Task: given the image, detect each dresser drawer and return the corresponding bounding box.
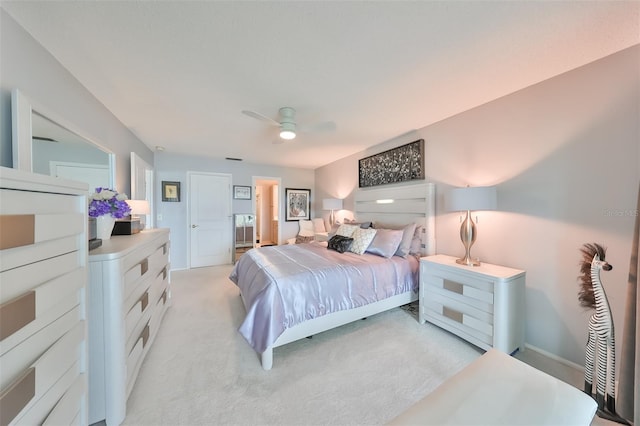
[42,374,85,426]
[1,307,81,390]
[1,250,83,305]
[0,321,84,425]
[125,291,150,341]
[126,324,149,391]
[1,268,84,354]
[122,240,169,303]
[0,189,84,261]
[150,267,168,305]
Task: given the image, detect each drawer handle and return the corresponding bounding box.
[140,292,149,312]
[157,267,167,280]
[141,324,150,348]
[443,306,463,324]
[162,243,168,255]
[161,290,167,304]
[0,215,35,250]
[0,367,35,426]
[0,291,36,341]
[443,280,464,295]
[140,258,149,276]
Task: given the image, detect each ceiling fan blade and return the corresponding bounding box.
[241,110,279,126]
[300,121,337,133]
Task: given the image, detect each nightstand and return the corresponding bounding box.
[419,254,525,354]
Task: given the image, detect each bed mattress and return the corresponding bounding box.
[229,242,419,353]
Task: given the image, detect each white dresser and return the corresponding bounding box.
[419,254,525,354]
[0,167,88,426]
[88,229,170,425]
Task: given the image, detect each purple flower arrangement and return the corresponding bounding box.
[88,187,131,218]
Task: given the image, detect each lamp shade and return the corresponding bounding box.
[322,198,343,211]
[126,199,150,215]
[448,186,497,212]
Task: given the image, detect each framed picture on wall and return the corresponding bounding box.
[358,139,425,188]
[162,181,181,202]
[285,188,311,221]
[233,185,252,200]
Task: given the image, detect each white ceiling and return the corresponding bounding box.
[2,1,638,169]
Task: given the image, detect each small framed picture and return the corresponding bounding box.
[162,181,181,202]
[285,188,311,221]
[234,185,252,200]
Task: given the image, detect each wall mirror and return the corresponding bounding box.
[12,88,115,193]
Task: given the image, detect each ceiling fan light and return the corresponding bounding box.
[279,121,296,140]
[279,130,296,140]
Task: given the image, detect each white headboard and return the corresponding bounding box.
[354,182,435,255]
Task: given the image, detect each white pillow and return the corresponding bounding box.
[298,220,315,237]
[336,224,359,238]
[349,227,377,255]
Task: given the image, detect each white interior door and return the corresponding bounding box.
[189,172,232,267]
[50,161,110,194]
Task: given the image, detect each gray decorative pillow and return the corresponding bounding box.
[366,229,404,258]
[395,223,417,257]
[344,218,373,229]
[409,225,423,255]
[327,235,354,253]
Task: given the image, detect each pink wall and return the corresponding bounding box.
[315,45,640,366]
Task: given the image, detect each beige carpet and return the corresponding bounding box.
[123,265,482,425]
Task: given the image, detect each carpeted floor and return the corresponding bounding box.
[123,265,482,425]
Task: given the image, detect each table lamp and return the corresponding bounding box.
[322,198,343,227]
[448,186,497,266]
[126,199,150,229]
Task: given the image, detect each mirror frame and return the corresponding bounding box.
[11,88,116,189]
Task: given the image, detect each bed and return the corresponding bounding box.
[229,182,435,370]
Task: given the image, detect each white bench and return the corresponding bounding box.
[389,349,597,425]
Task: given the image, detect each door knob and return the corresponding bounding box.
[192,224,198,228]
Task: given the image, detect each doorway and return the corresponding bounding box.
[252,177,280,246]
[188,172,232,267]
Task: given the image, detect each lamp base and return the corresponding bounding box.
[456,256,481,267]
[457,210,481,267]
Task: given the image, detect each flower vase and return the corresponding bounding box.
[96,215,116,240]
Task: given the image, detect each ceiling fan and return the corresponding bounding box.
[241,107,336,144]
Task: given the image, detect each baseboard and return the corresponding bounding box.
[524,343,585,373]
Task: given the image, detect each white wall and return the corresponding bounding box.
[0,10,153,195]
[315,45,640,366]
[155,152,314,269]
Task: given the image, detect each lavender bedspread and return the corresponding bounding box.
[229,242,419,353]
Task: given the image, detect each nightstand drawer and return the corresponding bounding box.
[421,270,494,300]
[424,309,494,347]
[424,292,494,326]
[424,279,494,313]
[423,297,494,338]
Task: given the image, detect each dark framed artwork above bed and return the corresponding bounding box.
[285,188,311,221]
[358,139,425,188]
